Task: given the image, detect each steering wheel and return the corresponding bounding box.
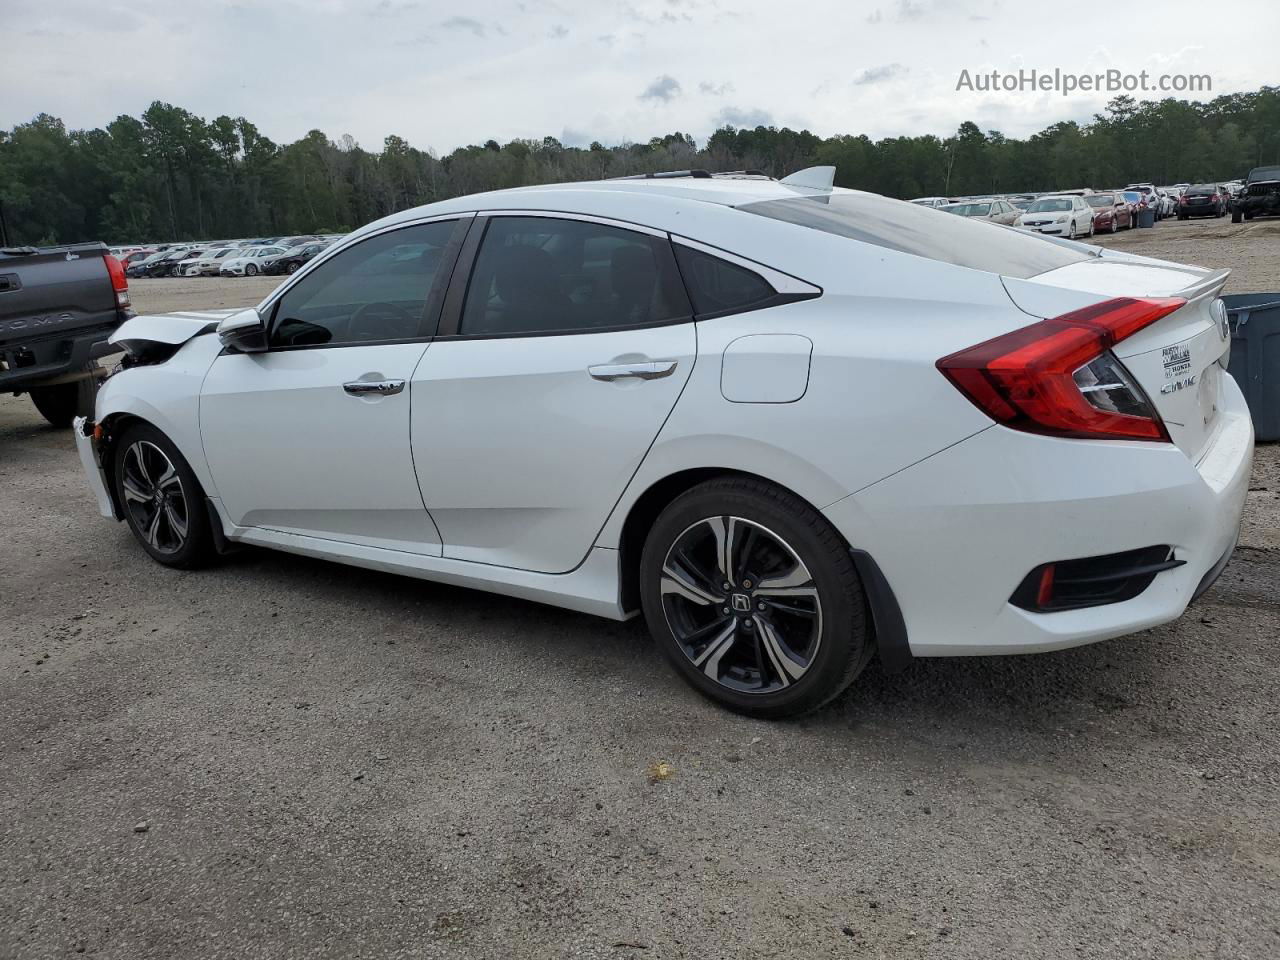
[349,301,418,341]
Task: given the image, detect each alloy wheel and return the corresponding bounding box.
[660,516,822,694]
[120,440,189,555]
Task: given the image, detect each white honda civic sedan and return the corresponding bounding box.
[73,169,1253,718]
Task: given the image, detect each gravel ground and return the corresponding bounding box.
[2,219,1278,960]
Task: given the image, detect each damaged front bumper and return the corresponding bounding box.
[73,417,118,520]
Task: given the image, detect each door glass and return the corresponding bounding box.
[271,220,457,348]
[673,245,777,317]
[458,216,690,337]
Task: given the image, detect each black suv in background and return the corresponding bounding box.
[1232,166,1280,222]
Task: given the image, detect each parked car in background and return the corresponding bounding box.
[1084,192,1132,232]
[1125,184,1165,220]
[125,250,168,278]
[262,241,333,275]
[1015,195,1095,238]
[119,250,156,270]
[939,199,1021,225]
[1231,166,1280,223]
[1178,184,1227,219]
[147,248,207,278]
[187,246,245,276]
[0,243,131,426]
[1120,190,1145,221]
[219,246,286,277]
[909,197,951,208]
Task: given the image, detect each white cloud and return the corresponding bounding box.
[0,0,1272,151]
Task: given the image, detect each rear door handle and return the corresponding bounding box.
[343,379,405,396]
[588,360,678,382]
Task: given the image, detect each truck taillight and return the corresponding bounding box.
[105,254,130,308]
[936,297,1184,442]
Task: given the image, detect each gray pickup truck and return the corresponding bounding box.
[0,242,133,426]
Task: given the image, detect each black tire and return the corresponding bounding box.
[1178,213,1187,221]
[112,422,216,569]
[1109,218,1118,233]
[1068,222,1076,240]
[245,263,259,277]
[29,366,98,427]
[287,261,300,274]
[640,477,872,719]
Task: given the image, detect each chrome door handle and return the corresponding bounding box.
[588,361,678,382]
[342,379,405,396]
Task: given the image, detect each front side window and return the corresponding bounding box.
[270,219,458,348]
[458,216,690,337]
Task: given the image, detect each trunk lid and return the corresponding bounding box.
[1003,259,1231,461]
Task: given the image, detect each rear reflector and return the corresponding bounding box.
[937,297,1184,441]
[1011,545,1184,612]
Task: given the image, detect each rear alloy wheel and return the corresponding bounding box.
[245,263,259,277]
[641,477,871,718]
[114,423,215,568]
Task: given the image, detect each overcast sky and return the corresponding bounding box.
[3,0,1276,152]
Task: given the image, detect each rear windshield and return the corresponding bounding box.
[738,192,1089,279]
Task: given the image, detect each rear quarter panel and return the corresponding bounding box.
[595,256,1031,549]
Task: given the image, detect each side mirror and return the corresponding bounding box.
[217,307,268,354]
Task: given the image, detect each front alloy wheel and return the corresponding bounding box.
[120,440,189,555]
[660,516,822,694]
[113,423,215,568]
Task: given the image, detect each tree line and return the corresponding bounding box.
[2,87,1278,246]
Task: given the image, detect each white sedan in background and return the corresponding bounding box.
[73,169,1252,718]
[186,246,246,276]
[1016,195,1096,238]
[219,245,286,277]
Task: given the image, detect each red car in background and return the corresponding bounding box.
[119,250,156,269]
[1084,192,1133,232]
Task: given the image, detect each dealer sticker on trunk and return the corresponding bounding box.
[1162,343,1192,379]
[1159,342,1199,395]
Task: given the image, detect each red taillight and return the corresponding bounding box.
[937,297,1184,442]
[104,254,131,309]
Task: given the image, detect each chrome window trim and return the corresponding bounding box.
[255,211,478,316]
[477,208,669,238]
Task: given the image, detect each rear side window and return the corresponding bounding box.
[739,192,1092,280]
[674,245,777,316]
[458,216,690,337]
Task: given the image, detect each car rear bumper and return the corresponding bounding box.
[823,373,1254,656]
[73,417,118,520]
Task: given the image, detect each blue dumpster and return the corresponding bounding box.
[1223,293,1280,442]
